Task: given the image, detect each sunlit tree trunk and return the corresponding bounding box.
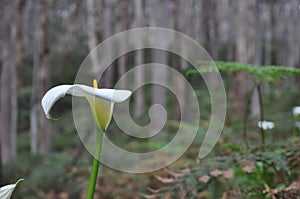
[248,0,261,117]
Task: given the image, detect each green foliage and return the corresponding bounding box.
[186,61,300,84]
[150,144,300,198]
[162,61,300,198]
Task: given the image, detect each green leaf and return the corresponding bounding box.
[0,179,23,199]
[186,61,300,84]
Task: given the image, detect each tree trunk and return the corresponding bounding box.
[264,1,273,66]
[117,0,129,89]
[0,0,18,164]
[39,0,51,155]
[290,0,299,67]
[30,0,41,155]
[102,0,113,88]
[210,0,219,60]
[274,1,286,66]
[86,0,100,75]
[174,0,194,121]
[235,0,247,115]
[248,0,261,117]
[193,0,203,43]
[295,0,300,68]
[10,51,18,159]
[148,0,172,116]
[0,61,12,164]
[226,0,236,61]
[133,0,145,118]
[63,0,82,51]
[16,0,26,66]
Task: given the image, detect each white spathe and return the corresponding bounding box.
[41,84,131,131]
[257,120,275,130]
[293,106,300,116]
[0,179,23,199]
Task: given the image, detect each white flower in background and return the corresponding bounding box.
[0,179,23,199]
[293,106,300,117]
[41,81,131,131]
[257,120,275,130]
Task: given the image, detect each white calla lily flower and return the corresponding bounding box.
[257,120,275,130]
[41,81,131,131]
[0,179,23,199]
[293,106,300,117]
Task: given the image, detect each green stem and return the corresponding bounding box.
[86,130,103,199]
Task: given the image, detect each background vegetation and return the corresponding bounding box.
[0,0,300,198]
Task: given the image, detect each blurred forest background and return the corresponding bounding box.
[0,0,300,198]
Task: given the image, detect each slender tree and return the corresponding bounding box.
[116,0,130,89]
[101,0,114,88]
[0,0,18,163]
[235,0,248,115]
[30,0,40,155]
[133,0,145,118]
[86,0,100,74]
[264,1,273,66]
[148,0,172,118]
[249,0,261,117]
[39,0,51,154]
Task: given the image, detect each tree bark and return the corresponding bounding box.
[235,0,247,115]
[248,0,261,117]
[133,0,145,118]
[148,0,172,115]
[30,0,41,155]
[86,0,100,75]
[226,0,236,61]
[290,0,299,67]
[274,1,286,66]
[117,0,129,89]
[39,0,51,155]
[0,60,12,164]
[102,0,113,88]
[10,50,18,159]
[264,1,273,66]
[0,0,18,163]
